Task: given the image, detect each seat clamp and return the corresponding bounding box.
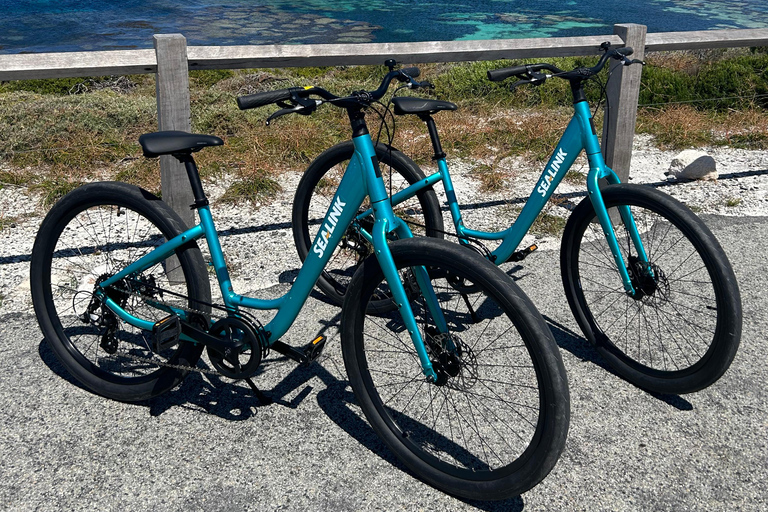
[190,199,209,210]
[431,152,446,161]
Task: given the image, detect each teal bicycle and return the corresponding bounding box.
[290,45,742,395]
[30,68,570,500]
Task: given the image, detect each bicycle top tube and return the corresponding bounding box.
[333,45,646,294]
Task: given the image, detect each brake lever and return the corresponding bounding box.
[409,80,435,90]
[510,72,548,90]
[265,103,315,125]
[622,56,646,66]
[510,79,538,90]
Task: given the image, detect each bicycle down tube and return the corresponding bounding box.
[358,98,649,296]
[98,132,443,381]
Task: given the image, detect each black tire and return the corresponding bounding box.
[341,238,569,500]
[561,184,741,394]
[292,141,444,313]
[30,182,212,402]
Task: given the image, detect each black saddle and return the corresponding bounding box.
[391,97,458,116]
[139,131,223,158]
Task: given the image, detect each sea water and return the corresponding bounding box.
[1,0,767,53]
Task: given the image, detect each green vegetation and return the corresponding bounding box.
[531,211,568,237]
[469,163,506,192]
[640,51,768,110]
[219,168,283,204]
[0,215,15,231]
[0,47,766,208]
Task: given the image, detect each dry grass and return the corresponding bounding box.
[637,105,768,150]
[468,164,507,192]
[1,49,766,209]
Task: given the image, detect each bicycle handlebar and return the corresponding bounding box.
[400,66,420,79]
[487,63,560,82]
[236,87,302,110]
[487,44,643,89]
[236,63,425,114]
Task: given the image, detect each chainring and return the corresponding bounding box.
[206,316,264,380]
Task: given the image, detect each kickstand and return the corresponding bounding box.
[245,377,273,406]
[461,293,480,323]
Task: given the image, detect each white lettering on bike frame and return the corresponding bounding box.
[537,147,568,197]
[312,196,347,258]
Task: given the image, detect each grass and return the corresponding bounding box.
[31,176,86,207]
[0,47,766,209]
[468,163,506,192]
[0,214,16,231]
[502,204,569,237]
[563,170,585,185]
[637,105,768,150]
[219,168,283,204]
[725,197,742,208]
[531,211,568,237]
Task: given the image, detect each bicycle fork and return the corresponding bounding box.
[585,158,652,297]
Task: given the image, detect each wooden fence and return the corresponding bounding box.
[1,25,767,223]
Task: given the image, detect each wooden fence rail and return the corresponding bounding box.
[1,25,767,221]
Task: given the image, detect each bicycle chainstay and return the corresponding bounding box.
[87,276,268,377]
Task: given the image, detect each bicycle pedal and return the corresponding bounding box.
[302,335,327,365]
[510,244,538,262]
[152,314,181,352]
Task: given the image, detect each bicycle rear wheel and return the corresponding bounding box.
[30,182,212,402]
[561,184,741,394]
[292,141,444,313]
[341,238,569,500]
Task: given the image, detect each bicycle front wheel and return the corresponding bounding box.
[341,238,569,500]
[30,182,212,402]
[561,184,741,394]
[292,141,444,313]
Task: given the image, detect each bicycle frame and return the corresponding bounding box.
[369,99,648,295]
[95,132,444,381]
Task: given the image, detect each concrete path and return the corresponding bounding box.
[1,214,765,511]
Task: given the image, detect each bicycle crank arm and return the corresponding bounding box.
[152,315,246,354]
[271,336,327,366]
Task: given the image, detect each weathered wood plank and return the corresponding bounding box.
[646,28,768,51]
[0,50,156,80]
[154,34,195,239]
[186,35,625,69]
[602,24,647,184]
[2,29,767,81]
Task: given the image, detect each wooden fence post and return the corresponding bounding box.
[153,34,194,228]
[154,34,193,283]
[601,23,647,183]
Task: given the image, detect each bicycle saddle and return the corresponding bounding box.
[391,97,457,116]
[139,131,223,158]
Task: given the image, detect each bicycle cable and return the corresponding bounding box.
[371,98,398,198]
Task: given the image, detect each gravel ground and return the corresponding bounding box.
[0,140,766,510]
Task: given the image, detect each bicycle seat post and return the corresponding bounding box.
[173,153,209,209]
[419,114,446,161]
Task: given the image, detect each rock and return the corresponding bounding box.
[667,150,718,181]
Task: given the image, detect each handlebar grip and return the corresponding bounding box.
[616,47,634,57]
[237,88,298,110]
[487,65,529,82]
[400,66,421,78]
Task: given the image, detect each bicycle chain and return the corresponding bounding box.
[89,279,241,377]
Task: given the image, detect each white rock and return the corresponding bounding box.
[667,150,718,181]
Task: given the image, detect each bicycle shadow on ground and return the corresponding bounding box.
[39,332,525,510]
[247,349,525,511]
[36,336,274,419]
[542,315,693,411]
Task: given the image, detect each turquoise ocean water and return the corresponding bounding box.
[1,0,767,54]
